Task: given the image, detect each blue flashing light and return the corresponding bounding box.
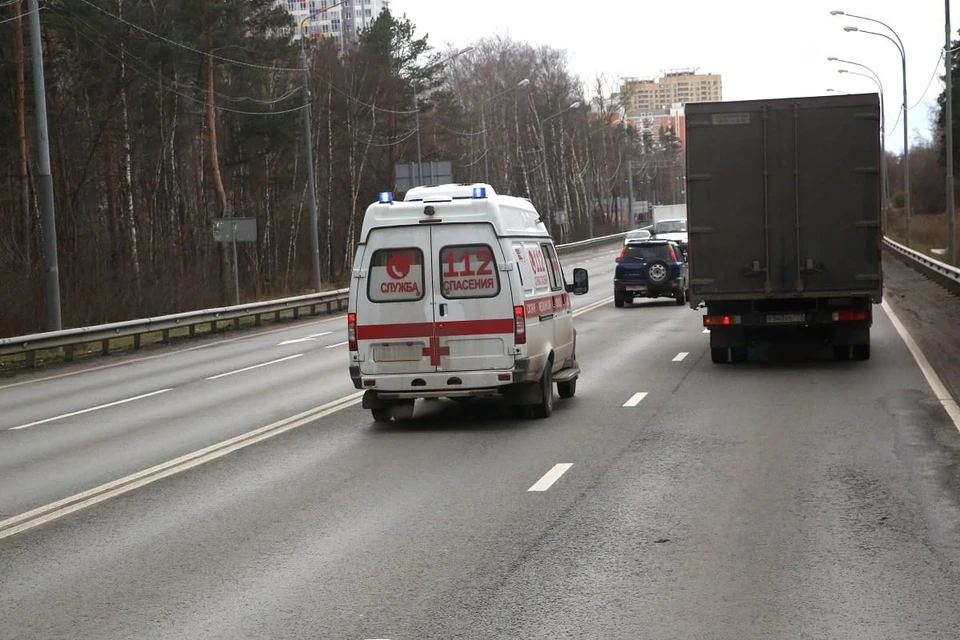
[472,186,487,199]
[378,191,393,204]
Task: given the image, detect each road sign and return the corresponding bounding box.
[396,161,453,191]
[212,218,257,243]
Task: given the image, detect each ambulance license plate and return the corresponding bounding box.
[372,344,422,362]
[765,313,806,324]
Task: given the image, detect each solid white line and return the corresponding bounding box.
[572,296,615,317]
[881,301,960,432]
[528,463,573,492]
[0,391,364,540]
[8,388,173,431]
[623,392,648,407]
[324,341,349,349]
[205,353,303,380]
[672,352,689,362]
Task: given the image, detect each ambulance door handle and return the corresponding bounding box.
[438,303,447,317]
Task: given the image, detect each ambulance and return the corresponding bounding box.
[347,183,590,422]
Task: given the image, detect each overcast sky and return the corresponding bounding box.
[389,0,959,153]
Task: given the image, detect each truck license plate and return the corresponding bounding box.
[626,286,646,292]
[765,313,805,324]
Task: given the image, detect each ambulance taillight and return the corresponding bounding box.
[514,305,526,345]
[348,312,358,351]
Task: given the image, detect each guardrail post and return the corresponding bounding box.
[274,310,281,323]
[64,345,75,362]
[233,317,240,330]
[255,314,262,327]
[311,304,317,316]
[133,334,141,349]
[210,321,217,335]
[293,307,300,320]
[189,325,196,338]
[162,329,170,344]
[337,298,344,311]
[102,339,110,356]
[25,350,36,368]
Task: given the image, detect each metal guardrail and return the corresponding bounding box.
[883,237,960,295]
[0,232,627,367]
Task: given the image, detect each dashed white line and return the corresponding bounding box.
[278,331,332,346]
[8,388,174,431]
[673,352,689,362]
[623,392,648,407]
[205,354,304,380]
[882,301,960,432]
[325,341,349,349]
[528,463,573,492]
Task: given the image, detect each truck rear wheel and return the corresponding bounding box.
[711,347,728,364]
[614,296,625,308]
[371,407,392,423]
[853,344,870,361]
[833,345,851,361]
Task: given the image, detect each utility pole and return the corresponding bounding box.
[26,0,62,331]
[947,0,956,266]
[627,157,634,231]
[299,35,322,292]
[414,79,423,186]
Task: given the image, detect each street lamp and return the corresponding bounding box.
[833,64,888,230]
[539,101,582,235]
[413,46,474,187]
[834,10,911,245]
[481,78,531,184]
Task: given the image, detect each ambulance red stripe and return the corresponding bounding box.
[356,318,514,341]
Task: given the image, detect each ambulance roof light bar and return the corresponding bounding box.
[472,186,487,199]
[378,191,393,204]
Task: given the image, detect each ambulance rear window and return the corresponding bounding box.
[439,244,500,299]
[367,248,425,303]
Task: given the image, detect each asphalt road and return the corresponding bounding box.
[2,245,960,639]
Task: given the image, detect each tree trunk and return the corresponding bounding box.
[206,51,232,301]
[119,0,142,307]
[13,1,31,274]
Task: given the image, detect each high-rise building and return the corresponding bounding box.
[619,69,722,111]
[277,0,387,49]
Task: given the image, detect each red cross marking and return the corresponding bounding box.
[422,336,450,366]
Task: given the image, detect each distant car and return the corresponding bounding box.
[651,218,688,250]
[623,229,652,245]
[614,239,688,307]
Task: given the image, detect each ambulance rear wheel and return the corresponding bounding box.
[531,367,554,419]
[557,378,577,398]
[371,408,392,423]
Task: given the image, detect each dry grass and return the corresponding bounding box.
[885,210,959,266]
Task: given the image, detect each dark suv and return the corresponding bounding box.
[614,240,688,307]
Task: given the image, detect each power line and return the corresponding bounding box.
[0,6,40,24]
[908,51,945,111]
[71,0,308,73]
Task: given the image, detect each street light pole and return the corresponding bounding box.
[481,78,531,184]
[835,11,911,246]
[946,0,956,266]
[412,46,474,187]
[26,0,62,331]
[298,25,322,293]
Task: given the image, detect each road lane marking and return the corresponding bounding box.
[572,296,615,317]
[528,463,573,492]
[623,392,648,407]
[324,341,349,349]
[205,354,304,380]
[0,391,365,541]
[673,352,689,362]
[278,331,332,346]
[8,389,173,431]
[882,301,960,432]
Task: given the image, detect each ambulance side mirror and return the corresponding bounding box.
[567,268,589,295]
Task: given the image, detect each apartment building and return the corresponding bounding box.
[278,0,387,49]
[619,69,722,111]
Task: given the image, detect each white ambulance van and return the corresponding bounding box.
[347,183,590,423]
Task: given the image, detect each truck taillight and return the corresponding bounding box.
[618,246,627,262]
[703,314,741,326]
[348,312,357,350]
[514,305,526,345]
[834,310,870,322]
